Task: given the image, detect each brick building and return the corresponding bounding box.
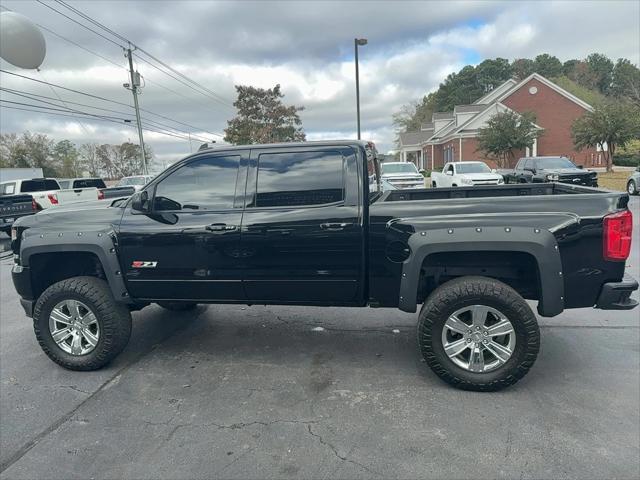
[398,73,602,170]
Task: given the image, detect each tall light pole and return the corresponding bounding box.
[354,38,367,140]
[125,47,148,175]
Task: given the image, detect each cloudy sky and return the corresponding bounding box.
[1,0,639,168]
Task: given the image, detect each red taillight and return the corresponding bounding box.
[98,190,105,200]
[603,210,632,261]
[47,193,59,205]
[31,198,37,211]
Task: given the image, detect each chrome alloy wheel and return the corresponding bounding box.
[441,305,516,373]
[49,300,100,355]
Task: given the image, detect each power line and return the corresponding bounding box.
[48,0,234,109]
[34,0,124,48]
[0,88,212,143]
[0,69,223,138]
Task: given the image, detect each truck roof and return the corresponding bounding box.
[197,140,372,153]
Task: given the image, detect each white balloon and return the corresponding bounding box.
[0,12,46,69]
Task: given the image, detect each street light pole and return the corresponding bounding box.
[354,38,367,140]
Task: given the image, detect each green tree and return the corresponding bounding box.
[552,76,605,106]
[533,53,563,78]
[586,53,614,94]
[477,110,542,168]
[53,140,80,177]
[611,58,640,106]
[572,102,640,172]
[475,58,512,92]
[224,84,305,144]
[512,58,535,80]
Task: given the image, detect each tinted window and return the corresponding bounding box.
[523,159,533,170]
[515,159,526,170]
[457,163,490,174]
[534,157,577,169]
[255,150,344,207]
[1,183,16,195]
[20,179,59,192]
[73,178,106,189]
[153,155,239,211]
[446,164,454,173]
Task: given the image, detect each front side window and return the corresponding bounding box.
[153,155,240,211]
[254,150,344,207]
[446,164,454,174]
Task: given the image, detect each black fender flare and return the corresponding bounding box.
[398,226,564,317]
[19,227,132,304]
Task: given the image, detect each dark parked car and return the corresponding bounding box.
[0,194,36,235]
[503,156,598,186]
[9,141,637,391]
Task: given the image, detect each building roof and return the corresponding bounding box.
[420,122,435,131]
[399,130,434,147]
[453,104,485,114]
[432,111,455,120]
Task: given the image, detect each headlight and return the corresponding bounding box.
[546,174,559,181]
[498,178,504,184]
[461,177,473,185]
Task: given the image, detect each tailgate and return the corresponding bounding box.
[56,187,99,203]
[0,195,33,218]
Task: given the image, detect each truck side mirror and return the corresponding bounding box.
[577,165,584,169]
[445,170,453,176]
[131,190,150,213]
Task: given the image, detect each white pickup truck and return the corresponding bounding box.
[0,178,102,209]
[380,162,425,189]
[430,161,504,187]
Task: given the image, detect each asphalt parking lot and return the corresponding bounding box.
[0,197,638,480]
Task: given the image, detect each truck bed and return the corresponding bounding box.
[382,182,607,201]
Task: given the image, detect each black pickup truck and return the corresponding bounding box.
[0,194,37,235]
[9,141,637,391]
[503,156,598,186]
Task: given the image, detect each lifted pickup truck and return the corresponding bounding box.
[10,141,638,391]
[502,156,598,186]
[0,194,36,235]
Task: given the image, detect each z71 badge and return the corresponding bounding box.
[131,261,158,268]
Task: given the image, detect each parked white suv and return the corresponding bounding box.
[380,162,425,189]
[0,178,102,209]
[431,161,504,187]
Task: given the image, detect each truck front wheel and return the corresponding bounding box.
[418,276,539,391]
[33,276,132,371]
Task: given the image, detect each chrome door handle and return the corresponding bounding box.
[206,224,237,232]
[320,222,352,231]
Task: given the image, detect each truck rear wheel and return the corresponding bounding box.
[418,276,539,391]
[33,276,132,371]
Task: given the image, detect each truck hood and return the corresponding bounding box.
[13,201,124,231]
[538,168,591,176]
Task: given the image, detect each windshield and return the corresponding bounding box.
[456,163,491,174]
[534,157,576,169]
[382,163,419,174]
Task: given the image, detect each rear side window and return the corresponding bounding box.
[153,155,240,211]
[20,179,60,192]
[254,150,344,207]
[73,179,106,189]
[1,183,16,195]
[58,180,70,189]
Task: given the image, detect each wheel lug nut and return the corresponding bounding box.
[468,330,472,334]
[476,327,481,331]
[483,331,488,336]
[483,339,488,344]
[466,338,471,343]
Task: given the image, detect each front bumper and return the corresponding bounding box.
[595,274,639,310]
[12,264,35,317]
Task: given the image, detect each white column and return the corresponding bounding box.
[431,144,435,170]
[532,138,537,156]
[401,150,406,162]
[459,137,463,161]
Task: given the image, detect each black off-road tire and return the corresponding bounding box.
[157,301,198,311]
[33,276,132,371]
[418,276,540,392]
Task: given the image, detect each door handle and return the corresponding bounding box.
[320,222,352,231]
[205,223,237,232]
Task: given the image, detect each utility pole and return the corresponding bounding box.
[354,38,367,140]
[125,47,148,175]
